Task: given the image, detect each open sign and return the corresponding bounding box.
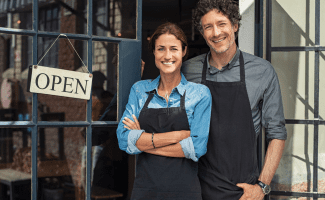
[27,65,92,100]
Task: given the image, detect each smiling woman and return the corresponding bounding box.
[116,22,212,200]
[153,34,186,77]
[148,22,188,99]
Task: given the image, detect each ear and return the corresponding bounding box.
[233,23,239,33]
[182,46,187,58]
[200,29,204,36]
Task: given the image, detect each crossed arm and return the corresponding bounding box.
[123,115,190,157]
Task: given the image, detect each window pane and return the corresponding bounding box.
[0,128,31,200]
[92,42,118,122]
[0,34,33,118]
[91,127,128,198]
[321,0,325,46]
[39,4,60,33]
[271,124,325,198]
[38,127,85,200]
[37,38,88,122]
[93,0,136,39]
[318,126,325,195]
[272,52,315,120]
[319,52,325,119]
[0,2,33,30]
[38,0,88,35]
[37,36,59,68]
[272,0,316,47]
[271,124,314,193]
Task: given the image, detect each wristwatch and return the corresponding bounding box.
[257,180,271,195]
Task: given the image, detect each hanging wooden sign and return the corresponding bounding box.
[27,34,93,100]
[27,65,92,100]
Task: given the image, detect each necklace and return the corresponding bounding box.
[164,93,169,100]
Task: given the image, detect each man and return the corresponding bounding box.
[182,0,287,199]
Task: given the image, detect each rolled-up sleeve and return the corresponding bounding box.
[179,137,197,161]
[180,86,212,161]
[116,84,144,154]
[261,67,287,141]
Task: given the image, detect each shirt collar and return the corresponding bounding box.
[145,73,188,96]
[207,48,240,74]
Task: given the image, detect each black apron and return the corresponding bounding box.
[198,52,259,200]
[131,91,202,200]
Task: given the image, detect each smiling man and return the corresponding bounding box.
[182,0,287,200]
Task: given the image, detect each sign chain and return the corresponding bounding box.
[37,34,90,75]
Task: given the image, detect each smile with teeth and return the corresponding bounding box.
[162,61,175,65]
[212,38,225,43]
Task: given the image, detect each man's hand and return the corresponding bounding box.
[237,183,264,200]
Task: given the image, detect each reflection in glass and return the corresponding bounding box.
[0,34,32,120]
[38,0,88,35]
[92,0,136,39]
[90,127,127,199]
[271,124,314,193]
[92,42,118,122]
[271,52,315,120]
[39,5,60,33]
[0,1,33,30]
[0,128,31,199]
[38,127,86,200]
[36,38,88,122]
[38,37,59,68]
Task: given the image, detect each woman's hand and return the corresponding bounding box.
[123,114,141,130]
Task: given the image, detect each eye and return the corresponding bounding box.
[157,48,164,51]
[204,25,211,30]
[171,48,178,51]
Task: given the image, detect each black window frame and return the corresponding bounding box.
[263,0,325,199]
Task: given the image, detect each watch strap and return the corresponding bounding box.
[257,180,271,195]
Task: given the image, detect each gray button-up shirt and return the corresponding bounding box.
[181,49,287,141]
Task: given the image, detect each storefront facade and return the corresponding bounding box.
[0,0,324,199]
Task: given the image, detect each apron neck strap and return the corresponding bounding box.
[201,54,208,83]
[239,51,245,83]
[201,51,245,83]
[143,92,155,109]
[143,90,186,110]
[180,90,186,109]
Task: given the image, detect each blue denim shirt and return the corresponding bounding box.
[116,73,212,162]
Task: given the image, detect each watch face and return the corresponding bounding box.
[264,185,271,194]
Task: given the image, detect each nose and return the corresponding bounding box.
[164,50,172,59]
[212,25,220,36]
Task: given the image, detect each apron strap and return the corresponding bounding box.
[239,51,245,83]
[202,51,245,84]
[180,90,186,109]
[201,54,208,83]
[143,89,186,110]
[143,93,155,110]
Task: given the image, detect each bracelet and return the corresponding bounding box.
[152,132,156,149]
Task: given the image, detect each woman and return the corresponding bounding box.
[116,22,211,200]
